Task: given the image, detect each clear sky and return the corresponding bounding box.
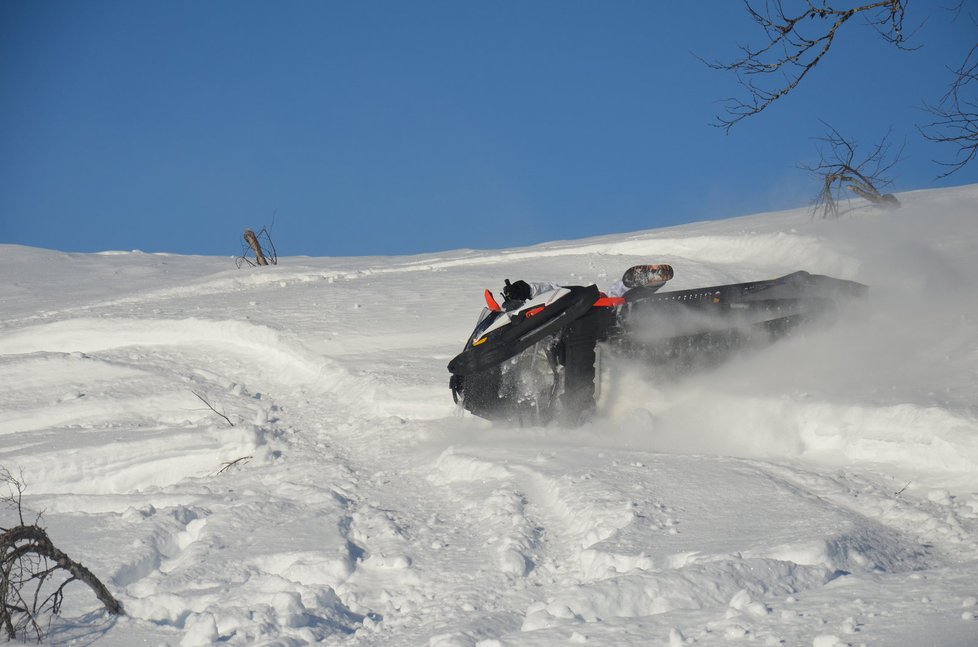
[2,1,976,257]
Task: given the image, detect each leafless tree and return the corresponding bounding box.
[801,123,902,218]
[922,42,978,176]
[238,226,278,268]
[1,468,124,642]
[704,1,910,131]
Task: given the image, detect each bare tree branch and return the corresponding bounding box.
[704,1,910,131]
[921,42,978,177]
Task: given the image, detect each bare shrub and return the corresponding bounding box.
[238,226,278,268]
[801,124,902,219]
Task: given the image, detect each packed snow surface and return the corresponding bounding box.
[2,186,978,646]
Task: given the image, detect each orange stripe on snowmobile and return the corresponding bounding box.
[593,297,625,307]
[484,289,501,312]
[524,306,545,318]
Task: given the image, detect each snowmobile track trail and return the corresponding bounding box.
[4,188,978,644]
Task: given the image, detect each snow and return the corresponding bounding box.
[2,185,978,646]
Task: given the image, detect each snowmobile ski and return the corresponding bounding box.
[622,263,674,289]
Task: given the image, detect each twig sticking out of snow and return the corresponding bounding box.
[192,391,234,427]
[217,456,254,475]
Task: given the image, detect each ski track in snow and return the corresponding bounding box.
[1,187,978,645]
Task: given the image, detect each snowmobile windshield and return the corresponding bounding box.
[470,307,504,341]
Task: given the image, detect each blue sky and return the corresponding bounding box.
[2,1,976,257]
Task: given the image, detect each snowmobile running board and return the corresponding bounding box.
[448,270,866,426]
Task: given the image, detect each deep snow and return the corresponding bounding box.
[2,186,978,646]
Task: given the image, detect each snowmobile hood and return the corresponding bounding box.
[476,287,572,339]
[447,285,601,377]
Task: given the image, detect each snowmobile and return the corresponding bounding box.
[448,266,866,426]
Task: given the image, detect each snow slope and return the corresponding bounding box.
[2,186,978,646]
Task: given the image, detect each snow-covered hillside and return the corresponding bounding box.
[2,186,978,646]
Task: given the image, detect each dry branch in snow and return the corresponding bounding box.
[218,456,254,475]
[239,227,278,268]
[1,468,124,642]
[192,390,234,427]
[708,1,978,175]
